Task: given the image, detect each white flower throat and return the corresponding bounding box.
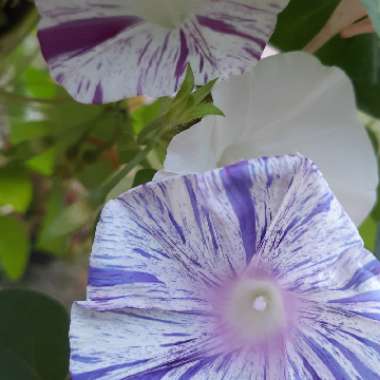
[224,279,286,343]
[127,0,203,28]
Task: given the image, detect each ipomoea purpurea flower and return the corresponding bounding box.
[34,0,289,104]
[71,154,380,379]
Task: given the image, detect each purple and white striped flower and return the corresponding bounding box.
[71,154,380,379]
[34,0,288,104]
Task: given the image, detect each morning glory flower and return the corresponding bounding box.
[157,52,378,226]
[70,154,380,379]
[34,0,288,104]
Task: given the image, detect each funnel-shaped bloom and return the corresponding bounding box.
[71,155,380,379]
[34,0,288,104]
[158,52,378,226]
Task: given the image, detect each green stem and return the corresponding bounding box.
[89,127,165,205]
[0,88,68,105]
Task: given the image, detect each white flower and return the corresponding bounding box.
[158,52,378,226]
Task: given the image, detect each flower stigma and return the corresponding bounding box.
[252,295,267,312]
[221,278,287,346]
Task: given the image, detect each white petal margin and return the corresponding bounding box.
[160,52,378,226]
[34,0,289,104]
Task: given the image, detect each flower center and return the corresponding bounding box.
[127,0,203,29]
[223,279,286,345]
[252,295,268,312]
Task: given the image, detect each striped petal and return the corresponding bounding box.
[71,303,282,379]
[160,52,378,226]
[72,155,380,378]
[257,156,364,293]
[34,0,288,103]
[70,304,216,379]
[284,302,380,379]
[84,156,304,312]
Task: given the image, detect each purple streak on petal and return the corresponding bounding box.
[301,193,333,226]
[325,336,379,379]
[160,338,196,348]
[243,46,261,61]
[163,333,191,337]
[196,16,266,49]
[353,311,380,321]
[184,177,206,243]
[167,208,186,244]
[175,30,189,86]
[71,355,100,364]
[93,82,103,104]
[304,336,350,379]
[56,73,64,84]
[131,367,173,380]
[300,355,322,380]
[220,161,256,263]
[341,259,380,290]
[178,357,214,379]
[89,267,163,287]
[72,359,149,380]
[329,290,380,304]
[38,16,141,61]
[205,209,219,253]
[138,38,153,65]
[133,248,153,259]
[343,329,380,353]
[125,312,182,326]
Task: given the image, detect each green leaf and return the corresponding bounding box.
[36,186,69,256]
[0,348,39,380]
[192,79,217,105]
[106,171,134,201]
[132,97,171,134]
[21,67,58,99]
[132,168,157,187]
[137,116,169,145]
[0,289,69,380]
[360,216,377,253]
[0,167,32,212]
[10,120,52,144]
[26,147,56,176]
[79,160,115,189]
[180,103,224,124]
[0,216,29,280]
[271,0,380,118]
[175,64,195,101]
[45,201,93,238]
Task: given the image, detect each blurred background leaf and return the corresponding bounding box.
[0,289,69,380]
[0,166,32,212]
[0,216,29,280]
